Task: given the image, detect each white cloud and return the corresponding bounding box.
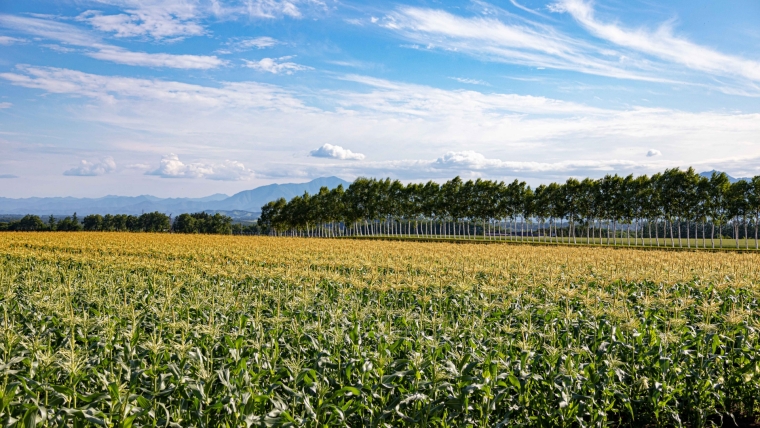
[310,144,365,160]
[256,151,657,180]
[0,102,11,109]
[554,0,760,83]
[431,150,640,172]
[4,66,760,183]
[88,47,226,69]
[125,163,151,171]
[42,44,79,53]
[336,75,606,117]
[380,7,660,83]
[0,14,99,46]
[0,66,305,110]
[646,149,661,157]
[244,57,312,74]
[0,15,224,69]
[0,174,19,179]
[225,36,279,51]
[380,5,760,94]
[239,0,303,19]
[78,8,204,40]
[0,36,25,45]
[63,156,117,176]
[450,77,490,86]
[147,153,253,180]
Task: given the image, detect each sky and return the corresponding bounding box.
[1,0,759,198]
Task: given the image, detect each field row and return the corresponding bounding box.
[342,234,760,251]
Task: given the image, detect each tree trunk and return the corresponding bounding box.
[686,220,690,248]
[699,222,703,248]
[736,220,740,249]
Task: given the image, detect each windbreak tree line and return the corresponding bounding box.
[0,211,240,235]
[173,212,233,234]
[258,168,760,249]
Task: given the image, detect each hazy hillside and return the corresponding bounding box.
[698,170,751,183]
[0,177,350,217]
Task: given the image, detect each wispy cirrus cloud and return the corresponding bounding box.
[0,35,26,45]
[77,8,204,40]
[380,6,660,82]
[553,0,760,83]
[0,14,224,69]
[336,75,606,117]
[450,77,490,86]
[232,0,305,19]
[148,153,253,180]
[0,66,306,110]
[379,4,760,95]
[0,14,99,46]
[89,47,225,69]
[222,36,279,52]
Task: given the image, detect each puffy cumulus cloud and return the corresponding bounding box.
[63,156,117,176]
[244,57,312,74]
[147,154,253,181]
[434,151,499,168]
[310,144,365,160]
[647,149,661,157]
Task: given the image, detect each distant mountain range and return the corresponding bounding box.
[698,170,752,183]
[0,176,350,217]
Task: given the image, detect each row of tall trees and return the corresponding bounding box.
[173,212,233,234]
[0,213,84,232]
[0,212,239,234]
[258,168,760,249]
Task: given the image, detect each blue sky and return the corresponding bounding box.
[1,0,759,197]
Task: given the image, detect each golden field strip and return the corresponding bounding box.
[1,232,759,426]
[3,232,760,287]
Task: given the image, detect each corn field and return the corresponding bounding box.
[1,232,759,427]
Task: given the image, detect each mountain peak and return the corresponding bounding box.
[220,177,350,211]
[698,170,750,183]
